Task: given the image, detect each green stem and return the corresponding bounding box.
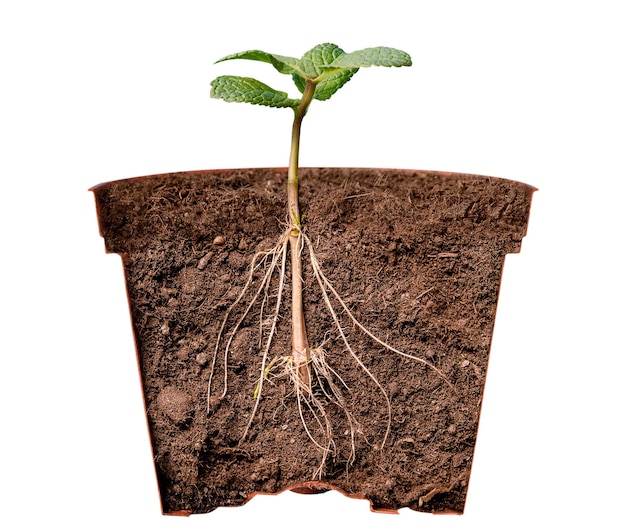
[288,79,316,386]
[288,79,316,227]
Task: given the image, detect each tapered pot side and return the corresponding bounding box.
[92,167,535,515]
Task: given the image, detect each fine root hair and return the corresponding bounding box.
[207,228,455,477]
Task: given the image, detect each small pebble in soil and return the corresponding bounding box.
[197,251,214,270]
[213,235,225,245]
[195,352,208,367]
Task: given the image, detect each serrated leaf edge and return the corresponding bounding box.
[328,46,412,69]
[210,75,300,108]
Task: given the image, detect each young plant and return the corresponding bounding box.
[209,43,451,477]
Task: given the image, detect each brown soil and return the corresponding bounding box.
[92,167,534,515]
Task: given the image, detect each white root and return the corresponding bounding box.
[208,227,455,477]
[207,233,289,411]
[239,234,289,442]
[303,233,393,450]
[303,231,456,395]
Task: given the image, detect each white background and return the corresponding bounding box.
[2,1,624,525]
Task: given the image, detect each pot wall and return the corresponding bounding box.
[92,167,535,515]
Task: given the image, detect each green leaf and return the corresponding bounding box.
[210,76,300,108]
[293,43,358,101]
[299,43,347,77]
[328,46,412,69]
[311,69,358,101]
[211,44,412,107]
[215,50,303,76]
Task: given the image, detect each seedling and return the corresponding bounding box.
[209,43,452,477]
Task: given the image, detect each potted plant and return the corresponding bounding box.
[92,43,535,516]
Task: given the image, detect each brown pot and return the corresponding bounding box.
[92,167,535,516]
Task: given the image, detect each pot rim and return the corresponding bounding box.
[90,166,537,193]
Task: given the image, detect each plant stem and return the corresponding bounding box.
[288,80,316,226]
[287,79,316,387]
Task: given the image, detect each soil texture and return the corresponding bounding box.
[92,167,534,515]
